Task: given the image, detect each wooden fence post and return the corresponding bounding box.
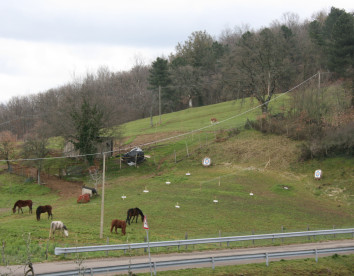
[219,230,222,247]
[45,241,49,260]
[307,225,310,241]
[119,149,122,170]
[185,232,188,250]
[2,241,6,265]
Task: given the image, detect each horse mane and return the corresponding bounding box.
[136,207,144,217]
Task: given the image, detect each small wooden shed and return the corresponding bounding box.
[63,138,114,158]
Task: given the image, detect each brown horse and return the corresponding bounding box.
[126,207,144,225]
[36,205,53,221]
[110,219,126,235]
[13,200,33,214]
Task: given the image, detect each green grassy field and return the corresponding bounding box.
[138,254,354,276]
[0,96,353,266]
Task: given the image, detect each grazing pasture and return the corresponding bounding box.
[0,99,352,265]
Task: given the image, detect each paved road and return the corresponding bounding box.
[1,240,353,275]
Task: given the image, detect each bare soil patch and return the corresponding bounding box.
[11,165,83,198]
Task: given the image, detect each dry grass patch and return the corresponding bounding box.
[210,131,299,170]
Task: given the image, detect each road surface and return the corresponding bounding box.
[1,240,353,275]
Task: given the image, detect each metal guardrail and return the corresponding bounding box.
[39,246,354,276]
[55,228,354,255]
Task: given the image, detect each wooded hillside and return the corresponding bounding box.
[0,7,352,150]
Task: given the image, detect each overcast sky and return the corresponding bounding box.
[0,0,352,104]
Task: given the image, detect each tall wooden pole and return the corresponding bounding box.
[100,153,106,239]
[158,85,161,125]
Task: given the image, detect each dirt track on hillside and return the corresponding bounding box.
[10,165,83,198]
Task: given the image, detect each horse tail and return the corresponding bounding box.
[126,209,132,224]
[122,221,126,235]
[28,200,33,213]
[36,207,41,220]
[110,221,114,233]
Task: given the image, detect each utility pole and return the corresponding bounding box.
[99,153,106,239]
[158,85,161,125]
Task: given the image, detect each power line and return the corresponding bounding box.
[0,73,318,163]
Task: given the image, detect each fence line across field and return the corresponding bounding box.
[55,228,354,255]
[39,246,354,276]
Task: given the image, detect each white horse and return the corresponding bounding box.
[49,221,69,238]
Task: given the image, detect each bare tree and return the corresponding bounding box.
[22,122,49,185]
[0,131,17,171]
[222,27,292,113]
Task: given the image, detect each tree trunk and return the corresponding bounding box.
[37,169,41,185]
[261,102,269,114]
[7,161,11,172]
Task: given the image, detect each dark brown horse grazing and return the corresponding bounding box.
[36,205,53,221]
[13,200,33,214]
[126,207,144,225]
[110,219,126,235]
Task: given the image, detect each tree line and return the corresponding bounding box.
[0,7,352,162]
